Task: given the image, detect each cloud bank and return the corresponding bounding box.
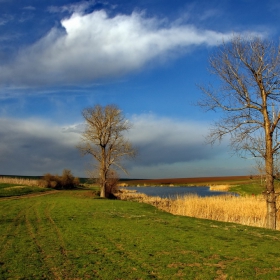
[0,9,242,87]
[128,114,219,165]
[0,118,86,176]
[0,115,251,178]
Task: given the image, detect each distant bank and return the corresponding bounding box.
[0,175,254,186]
[119,175,254,186]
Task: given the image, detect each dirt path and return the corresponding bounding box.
[0,190,59,201]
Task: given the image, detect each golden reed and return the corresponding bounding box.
[117,190,280,230]
[0,177,38,186]
[209,184,230,191]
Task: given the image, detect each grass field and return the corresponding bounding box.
[1,190,280,279]
[121,176,253,186]
[0,183,51,197]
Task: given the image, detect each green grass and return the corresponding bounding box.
[228,179,280,196]
[229,181,265,196]
[1,190,280,279]
[0,183,50,197]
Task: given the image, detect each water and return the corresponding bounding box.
[123,186,235,198]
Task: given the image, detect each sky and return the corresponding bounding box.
[0,0,278,178]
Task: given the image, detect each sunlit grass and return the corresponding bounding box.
[0,183,50,197]
[1,190,280,279]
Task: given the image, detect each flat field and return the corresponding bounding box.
[122,175,254,186]
[1,190,280,279]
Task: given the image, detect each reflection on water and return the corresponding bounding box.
[123,186,236,198]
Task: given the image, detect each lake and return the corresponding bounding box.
[123,186,235,198]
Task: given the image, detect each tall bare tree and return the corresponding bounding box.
[199,36,280,229]
[78,104,136,198]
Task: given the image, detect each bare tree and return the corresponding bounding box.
[199,36,280,229]
[78,104,136,198]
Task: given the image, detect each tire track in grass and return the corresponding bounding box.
[44,202,74,279]
[25,202,62,280]
[0,190,59,201]
[68,218,141,279]
[99,215,214,279]
[85,234,135,279]
[45,203,68,255]
[0,207,28,279]
[0,207,27,256]
[90,222,155,279]
[90,211,168,278]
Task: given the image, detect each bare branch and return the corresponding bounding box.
[78,104,136,198]
[199,35,280,229]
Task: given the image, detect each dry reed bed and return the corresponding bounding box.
[0,177,39,186]
[117,190,280,230]
[209,184,230,191]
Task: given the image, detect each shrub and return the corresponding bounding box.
[39,170,80,189]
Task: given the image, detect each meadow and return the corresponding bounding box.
[0,181,50,198]
[1,180,280,279]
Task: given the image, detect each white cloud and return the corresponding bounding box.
[0,14,13,26]
[23,6,36,11]
[48,1,95,14]
[0,9,253,87]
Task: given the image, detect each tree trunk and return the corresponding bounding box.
[100,148,106,198]
[265,133,277,229]
[99,167,106,198]
[266,192,277,229]
[100,180,106,198]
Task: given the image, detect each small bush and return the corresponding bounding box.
[39,170,80,189]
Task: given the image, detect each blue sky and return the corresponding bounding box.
[0,0,278,178]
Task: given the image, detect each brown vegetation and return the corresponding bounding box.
[209,185,230,191]
[0,177,38,186]
[122,176,252,186]
[38,169,80,189]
